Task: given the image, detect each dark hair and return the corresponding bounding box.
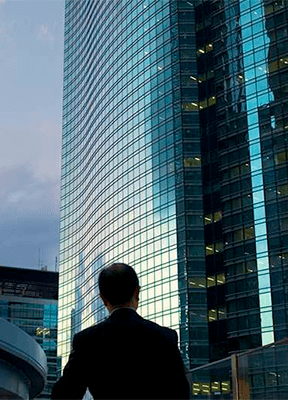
[98,263,139,306]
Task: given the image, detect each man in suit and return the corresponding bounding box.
[51,263,190,399]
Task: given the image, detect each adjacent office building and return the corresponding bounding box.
[0,266,58,399]
[59,0,288,379]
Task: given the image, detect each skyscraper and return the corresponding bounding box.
[58,0,288,377]
[195,0,288,362]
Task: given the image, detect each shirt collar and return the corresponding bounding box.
[109,306,136,316]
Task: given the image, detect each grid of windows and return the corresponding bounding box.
[196,0,288,360]
[59,0,184,370]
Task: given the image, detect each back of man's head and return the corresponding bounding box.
[98,263,139,306]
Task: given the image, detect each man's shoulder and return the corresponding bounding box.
[138,314,178,343]
[73,318,108,342]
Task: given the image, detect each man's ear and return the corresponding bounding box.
[134,286,140,301]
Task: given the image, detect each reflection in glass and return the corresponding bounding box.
[239,0,274,345]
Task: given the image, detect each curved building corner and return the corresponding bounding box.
[0,317,47,400]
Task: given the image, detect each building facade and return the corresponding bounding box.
[59,0,288,379]
[196,0,288,363]
[0,318,47,400]
[59,0,209,372]
[0,266,58,399]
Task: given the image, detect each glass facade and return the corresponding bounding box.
[59,0,209,373]
[59,0,288,382]
[0,267,58,400]
[196,0,288,362]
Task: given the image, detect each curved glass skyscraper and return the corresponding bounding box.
[59,0,288,389]
[59,0,208,373]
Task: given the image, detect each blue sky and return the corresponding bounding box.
[0,0,64,270]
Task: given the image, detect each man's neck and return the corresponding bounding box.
[109,305,136,315]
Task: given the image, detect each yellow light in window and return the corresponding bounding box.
[199,49,205,54]
[36,327,43,336]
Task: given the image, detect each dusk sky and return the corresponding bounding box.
[0,0,65,271]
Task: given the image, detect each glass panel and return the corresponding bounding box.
[205,213,213,225]
[217,273,226,285]
[213,211,222,222]
[207,275,216,288]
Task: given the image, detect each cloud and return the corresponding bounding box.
[0,165,59,218]
[0,165,60,269]
[0,114,61,183]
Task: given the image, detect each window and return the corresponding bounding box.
[207,275,216,287]
[188,277,206,288]
[244,226,254,239]
[278,183,288,196]
[275,150,287,164]
[205,213,213,225]
[208,309,217,322]
[205,210,222,224]
[217,273,225,285]
[206,244,214,255]
[213,211,222,222]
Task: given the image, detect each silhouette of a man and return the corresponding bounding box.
[51,263,190,399]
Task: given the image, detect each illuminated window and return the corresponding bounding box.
[278,183,288,196]
[275,150,287,164]
[184,156,201,167]
[206,244,214,256]
[188,277,206,288]
[213,211,222,222]
[221,381,230,393]
[205,43,213,52]
[207,275,216,287]
[197,47,205,55]
[205,211,222,224]
[216,273,225,285]
[244,226,254,240]
[204,213,213,225]
[182,102,198,111]
[208,309,217,322]
[202,383,210,394]
[192,383,201,396]
[36,327,43,336]
[211,381,220,392]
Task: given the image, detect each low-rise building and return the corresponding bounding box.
[0,266,58,399]
[0,317,47,400]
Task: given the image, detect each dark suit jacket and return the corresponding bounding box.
[51,308,190,399]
